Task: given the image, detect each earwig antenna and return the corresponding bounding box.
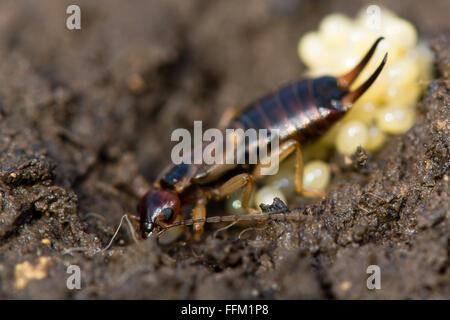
[213,220,239,238]
[103,214,139,251]
[160,211,303,235]
[238,224,269,239]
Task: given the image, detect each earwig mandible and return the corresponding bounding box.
[129,37,387,242]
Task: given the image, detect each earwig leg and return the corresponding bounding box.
[212,173,259,214]
[252,139,300,180]
[178,212,193,242]
[253,139,325,198]
[217,106,241,130]
[191,198,207,241]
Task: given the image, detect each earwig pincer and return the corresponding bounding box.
[133,37,387,241]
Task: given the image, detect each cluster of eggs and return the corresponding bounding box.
[227,7,433,213]
[299,7,433,155]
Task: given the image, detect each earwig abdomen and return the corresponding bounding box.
[231,76,347,145]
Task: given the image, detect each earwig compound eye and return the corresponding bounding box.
[162,208,174,221]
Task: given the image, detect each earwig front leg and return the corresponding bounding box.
[253,139,325,198]
[174,211,192,242]
[191,198,207,241]
[212,173,259,214]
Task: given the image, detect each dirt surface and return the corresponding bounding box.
[0,0,448,299]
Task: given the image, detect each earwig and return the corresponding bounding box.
[134,37,388,242]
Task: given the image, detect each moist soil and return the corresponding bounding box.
[0,0,448,299]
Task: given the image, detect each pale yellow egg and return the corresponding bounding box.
[344,101,377,124]
[319,13,353,46]
[386,58,420,87]
[263,155,296,198]
[376,38,405,65]
[408,42,434,82]
[298,32,325,68]
[364,126,386,152]
[302,160,331,191]
[386,82,421,108]
[346,28,374,53]
[333,50,364,75]
[376,106,416,134]
[336,120,369,155]
[383,17,418,49]
[254,186,287,208]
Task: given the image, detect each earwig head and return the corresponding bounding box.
[335,37,387,110]
[138,190,181,238]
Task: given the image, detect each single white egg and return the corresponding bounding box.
[336,120,369,155]
[365,126,386,152]
[302,160,331,191]
[298,31,325,68]
[377,106,416,134]
[319,13,353,46]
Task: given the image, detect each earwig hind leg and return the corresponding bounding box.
[191,198,207,242]
[212,173,259,214]
[253,139,325,198]
[217,106,241,130]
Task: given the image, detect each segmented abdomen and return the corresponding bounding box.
[230,79,343,145]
